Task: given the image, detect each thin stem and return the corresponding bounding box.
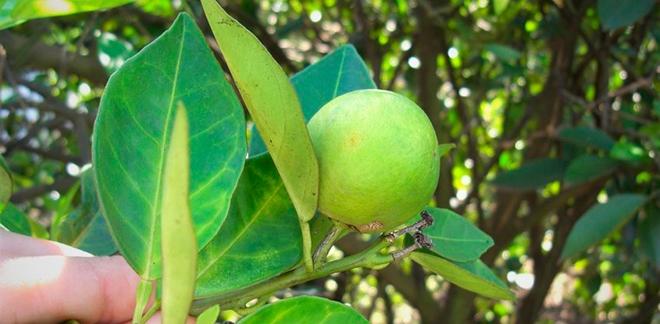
[139,301,161,324]
[300,220,314,272]
[313,222,349,267]
[132,279,152,324]
[191,238,392,314]
[385,211,434,242]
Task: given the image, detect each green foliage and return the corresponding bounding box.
[597,0,656,30]
[202,0,318,225]
[420,208,493,262]
[238,296,368,324]
[161,104,197,324]
[411,251,514,300]
[0,155,11,211]
[195,305,220,324]
[491,158,566,190]
[0,203,31,236]
[639,205,660,268]
[558,126,615,151]
[0,0,134,29]
[93,13,246,279]
[50,169,116,255]
[564,155,618,186]
[561,194,648,260]
[195,155,302,297]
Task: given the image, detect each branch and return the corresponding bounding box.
[10,175,77,203]
[0,31,108,86]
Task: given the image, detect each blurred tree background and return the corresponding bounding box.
[0,0,658,323]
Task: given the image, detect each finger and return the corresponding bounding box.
[0,230,92,261]
[0,255,139,323]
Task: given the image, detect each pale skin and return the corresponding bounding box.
[0,230,194,323]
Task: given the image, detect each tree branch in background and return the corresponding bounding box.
[0,31,108,86]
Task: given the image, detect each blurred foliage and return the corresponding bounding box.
[0,0,658,323]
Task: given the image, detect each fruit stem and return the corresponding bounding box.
[313,221,349,267]
[384,210,434,242]
[299,220,314,272]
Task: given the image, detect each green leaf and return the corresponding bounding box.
[639,205,660,269]
[195,155,302,298]
[490,158,566,190]
[196,305,220,324]
[564,155,618,186]
[597,0,655,30]
[161,104,197,324]
[238,296,368,324]
[561,194,647,260]
[485,43,521,62]
[610,140,651,165]
[202,0,318,223]
[249,44,376,156]
[51,169,117,255]
[0,155,11,212]
[493,0,510,15]
[437,143,454,158]
[558,126,615,151]
[411,251,514,300]
[93,13,246,279]
[420,208,493,262]
[0,203,31,236]
[0,0,134,30]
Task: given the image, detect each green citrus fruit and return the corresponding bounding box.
[308,89,440,233]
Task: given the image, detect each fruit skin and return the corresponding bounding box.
[308,89,440,233]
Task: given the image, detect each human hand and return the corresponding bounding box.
[0,230,193,323]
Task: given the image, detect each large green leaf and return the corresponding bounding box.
[202,0,318,223]
[411,251,514,300]
[0,0,134,30]
[597,0,655,30]
[93,13,246,279]
[564,155,618,186]
[639,205,660,269]
[238,296,368,324]
[161,104,197,324]
[561,194,647,260]
[51,169,116,256]
[0,203,31,236]
[558,126,615,151]
[420,208,493,262]
[0,155,11,211]
[249,44,376,156]
[195,155,302,298]
[490,158,566,190]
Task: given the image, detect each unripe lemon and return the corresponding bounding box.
[308,89,440,233]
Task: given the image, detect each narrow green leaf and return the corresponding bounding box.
[558,126,615,151]
[561,194,647,260]
[202,0,318,223]
[250,44,376,156]
[93,13,246,279]
[597,0,655,30]
[196,305,220,324]
[52,169,116,256]
[238,296,368,324]
[437,144,454,159]
[639,205,660,269]
[491,158,566,190]
[0,203,31,236]
[161,104,197,324]
[411,251,514,300]
[421,208,493,262]
[0,0,134,30]
[564,155,618,186]
[195,155,302,298]
[0,155,11,212]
